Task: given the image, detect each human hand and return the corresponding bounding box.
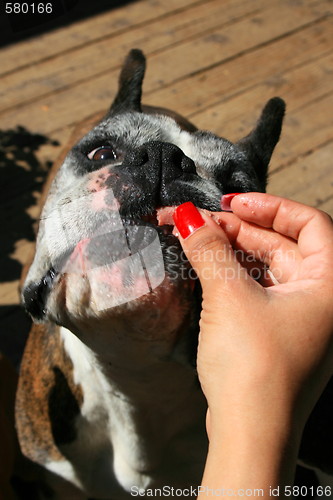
[173,194,333,490]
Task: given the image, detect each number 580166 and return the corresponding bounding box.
[5,3,53,14]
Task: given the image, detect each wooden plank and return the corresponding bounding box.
[144,0,332,91]
[271,95,333,171]
[0,281,21,306]
[0,0,269,112]
[146,18,333,118]
[191,49,333,130]
[1,0,331,134]
[189,60,333,171]
[0,0,205,76]
[267,142,333,216]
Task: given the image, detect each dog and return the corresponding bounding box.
[16,49,331,499]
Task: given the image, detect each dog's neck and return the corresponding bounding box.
[61,300,200,407]
[61,281,197,368]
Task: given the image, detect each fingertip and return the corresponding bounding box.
[173,202,205,240]
[220,193,243,212]
[226,192,276,223]
[173,203,240,245]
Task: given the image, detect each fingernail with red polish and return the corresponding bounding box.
[220,193,242,212]
[173,202,205,239]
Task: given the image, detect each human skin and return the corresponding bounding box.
[173,193,333,498]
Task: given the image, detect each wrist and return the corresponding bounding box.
[208,381,302,452]
[201,388,302,498]
[201,429,299,499]
[201,415,300,499]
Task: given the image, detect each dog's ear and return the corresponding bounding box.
[110,49,146,114]
[237,97,285,188]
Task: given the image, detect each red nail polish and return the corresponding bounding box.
[220,193,242,212]
[173,202,205,239]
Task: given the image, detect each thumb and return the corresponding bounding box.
[173,202,249,294]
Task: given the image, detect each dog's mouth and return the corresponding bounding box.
[22,205,187,320]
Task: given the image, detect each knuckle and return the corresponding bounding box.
[188,231,229,264]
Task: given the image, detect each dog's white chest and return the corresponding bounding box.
[53,326,207,498]
[57,327,154,496]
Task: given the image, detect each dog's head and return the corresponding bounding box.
[22,50,285,347]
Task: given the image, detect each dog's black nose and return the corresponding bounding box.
[156,141,196,178]
[123,141,196,177]
[124,141,197,198]
[110,141,205,214]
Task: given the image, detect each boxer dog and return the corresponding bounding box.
[17,49,302,499]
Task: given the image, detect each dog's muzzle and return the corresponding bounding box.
[22,141,219,320]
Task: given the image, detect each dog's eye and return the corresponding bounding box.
[87,146,117,161]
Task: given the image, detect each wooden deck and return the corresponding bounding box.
[1,0,333,364]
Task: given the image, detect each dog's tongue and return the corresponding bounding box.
[156,206,177,226]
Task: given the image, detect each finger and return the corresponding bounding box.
[172,202,254,295]
[210,212,302,283]
[229,193,333,259]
